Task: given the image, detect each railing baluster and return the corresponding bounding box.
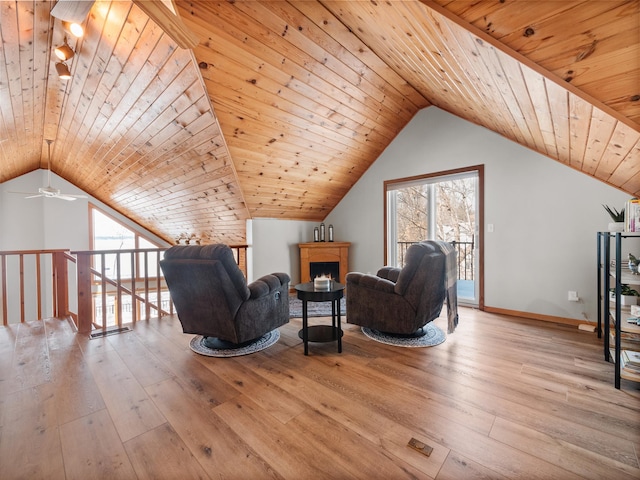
[116,253,122,328]
[131,252,137,324]
[1,254,6,326]
[397,239,474,281]
[0,245,248,328]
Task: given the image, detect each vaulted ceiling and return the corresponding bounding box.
[0,0,638,245]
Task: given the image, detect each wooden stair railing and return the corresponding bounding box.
[1,245,248,332]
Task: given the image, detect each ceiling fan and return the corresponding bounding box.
[11,140,87,201]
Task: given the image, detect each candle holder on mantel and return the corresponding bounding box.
[328,224,334,242]
[319,222,326,242]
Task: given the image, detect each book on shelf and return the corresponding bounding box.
[625,198,640,232]
[622,350,640,368]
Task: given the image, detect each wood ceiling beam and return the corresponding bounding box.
[132,0,199,49]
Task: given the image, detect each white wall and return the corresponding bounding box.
[249,218,317,283]
[254,107,634,322]
[0,170,170,322]
[0,170,168,251]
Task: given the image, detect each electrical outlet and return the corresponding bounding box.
[568,291,579,302]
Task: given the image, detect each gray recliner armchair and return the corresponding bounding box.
[346,241,447,335]
[160,244,290,347]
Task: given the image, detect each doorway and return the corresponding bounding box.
[384,165,483,308]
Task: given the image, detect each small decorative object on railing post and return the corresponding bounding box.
[320,223,325,242]
[314,227,319,242]
[328,224,334,242]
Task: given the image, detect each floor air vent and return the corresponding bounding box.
[89,326,131,339]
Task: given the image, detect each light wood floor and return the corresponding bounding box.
[0,307,639,480]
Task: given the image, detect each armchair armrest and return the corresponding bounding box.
[346,272,396,294]
[248,272,291,299]
[377,266,401,283]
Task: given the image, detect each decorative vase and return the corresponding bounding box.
[608,222,624,232]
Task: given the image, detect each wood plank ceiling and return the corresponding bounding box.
[0,0,638,245]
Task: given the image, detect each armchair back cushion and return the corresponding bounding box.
[160,244,290,343]
[346,242,446,334]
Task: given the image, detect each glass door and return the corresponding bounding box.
[385,166,482,307]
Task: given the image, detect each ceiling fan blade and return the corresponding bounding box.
[24,194,45,199]
[8,191,40,195]
[56,193,89,201]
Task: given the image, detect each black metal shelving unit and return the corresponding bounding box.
[597,231,640,389]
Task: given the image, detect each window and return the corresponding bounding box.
[89,204,166,326]
[90,204,161,279]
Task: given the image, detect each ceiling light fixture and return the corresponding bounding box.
[61,20,84,38]
[54,37,74,61]
[55,61,72,80]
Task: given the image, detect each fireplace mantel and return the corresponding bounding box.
[299,242,350,284]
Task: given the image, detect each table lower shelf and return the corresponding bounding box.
[298,325,343,343]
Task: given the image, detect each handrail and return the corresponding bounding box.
[1,245,249,332]
[0,249,73,325]
[397,239,475,280]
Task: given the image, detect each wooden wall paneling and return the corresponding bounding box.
[82,22,169,172]
[546,80,571,165]
[568,95,593,171]
[18,0,37,150]
[498,58,548,154]
[328,1,493,136]
[58,0,138,176]
[589,70,640,123]
[29,2,51,155]
[185,4,412,132]
[430,0,640,126]
[0,3,20,178]
[323,1,450,102]
[506,2,636,66]
[201,60,395,150]
[620,143,640,196]
[291,0,429,109]
[400,3,495,105]
[125,133,233,192]
[519,66,559,160]
[446,24,530,147]
[69,15,156,173]
[54,1,114,165]
[582,107,618,176]
[116,159,239,209]
[596,124,640,184]
[213,100,380,166]
[430,18,522,143]
[207,1,411,124]
[237,142,367,178]
[89,72,206,191]
[244,0,417,119]
[101,84,207,189]
[1,1,26,157]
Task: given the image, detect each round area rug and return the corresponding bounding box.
[361,323,446,347]
[189,330,280,357]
